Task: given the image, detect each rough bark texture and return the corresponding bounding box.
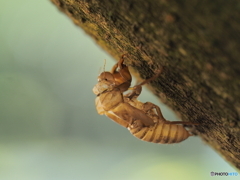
[50,0,240,170]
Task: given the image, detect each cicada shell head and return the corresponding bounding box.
[98,72,115,83]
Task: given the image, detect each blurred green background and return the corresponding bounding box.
[0,1,238,180]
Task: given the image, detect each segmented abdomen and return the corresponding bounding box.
[129,122,190,144]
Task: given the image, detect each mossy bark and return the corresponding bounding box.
[50,0,240,170]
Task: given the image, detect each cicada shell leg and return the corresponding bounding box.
[110,54,132,92]
[105,112,130,128]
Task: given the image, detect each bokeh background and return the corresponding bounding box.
[0,1,238,180]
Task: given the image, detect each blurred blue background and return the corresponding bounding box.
[0,1,238,180]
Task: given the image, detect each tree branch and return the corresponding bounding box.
[50,0,240,170]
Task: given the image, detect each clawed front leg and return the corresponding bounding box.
[137,67,163,86]
[126,67,163,100]
[142,102,166,121]
[126,85,142,100]
[110,54,132,92]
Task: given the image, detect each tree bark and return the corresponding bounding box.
[50,0,240,170]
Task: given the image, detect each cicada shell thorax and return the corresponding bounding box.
[93,79,113,95]
[97,89,124,111]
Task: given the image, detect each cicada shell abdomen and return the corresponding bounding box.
[129,121,191,144]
